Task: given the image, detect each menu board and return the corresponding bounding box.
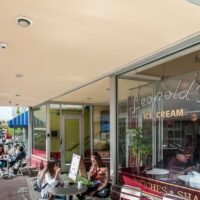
[68,154,81,182]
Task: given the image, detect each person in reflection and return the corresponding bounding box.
[168,152,196,180]
[183,134,198,165]
[184,134,193,151]
[77,152,110,199]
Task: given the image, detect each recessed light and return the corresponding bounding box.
[187,0,200,6]
[86,97,92,100]
[0,42,7,49]
[15,16,33,27]
[16,94,20,97]
[16,73,24,78]
[15,104,18,106]
[9,101,12,104]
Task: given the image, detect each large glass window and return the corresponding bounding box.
[93,105,110,157]
[117,65,200,191]
[84,106,91,158]
[32,105,47,158]
[50,104,60,160]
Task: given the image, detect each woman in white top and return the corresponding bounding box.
[41,160,61,199]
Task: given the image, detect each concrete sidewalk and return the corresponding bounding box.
[0,175,30,200]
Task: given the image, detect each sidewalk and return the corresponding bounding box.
[0,175,30,200]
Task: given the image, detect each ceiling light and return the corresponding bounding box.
[9,101,12,104]
[15,16,33,27]
[0,42,7,49]
[16,73,24,78]
[86,97,92,100]
[16,94,20,97]
[187,0,200,6]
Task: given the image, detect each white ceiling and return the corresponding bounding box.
[1,0,200,106]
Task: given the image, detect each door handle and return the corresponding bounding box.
[60,138,62,145]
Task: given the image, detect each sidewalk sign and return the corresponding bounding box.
[68,153,87,181]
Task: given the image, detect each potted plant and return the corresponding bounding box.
[128,127,150,173]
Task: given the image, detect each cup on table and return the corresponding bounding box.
[64,180,69,188]
[77,181,83,189]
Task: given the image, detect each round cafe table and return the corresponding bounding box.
[146,168,169,175]
[146,168,169,179]
[48,184,87,200]
[178,175,200,189]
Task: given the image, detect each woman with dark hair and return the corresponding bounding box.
[78,152,110,199]
[0,143,7,171]
[41,160,61,199]
[0,143,5,157]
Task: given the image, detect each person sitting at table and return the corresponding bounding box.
[9,145,26,174]
[0,143,7,172]
[40,160,60,199]
[77,152,110,199]
[167,152,196,180]
[41,159,69,200]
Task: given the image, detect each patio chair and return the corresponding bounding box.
[163,193,188,200]
[19,158,33,176]
[120,185,142,200]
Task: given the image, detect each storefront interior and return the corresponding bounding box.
[117,49,200,197]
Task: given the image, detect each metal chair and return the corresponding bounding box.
[19,158,33,176]
[120,185,142,200]
[163,193,188,200]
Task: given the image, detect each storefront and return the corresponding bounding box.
[114,48,200,199]
[30,103,110,171]
[28,36,200,200]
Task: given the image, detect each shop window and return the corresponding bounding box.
[117,66,200,195]
[50,104,60,160]
[32,105,47,158]
[93,105,110,157]
[84,106,91,158]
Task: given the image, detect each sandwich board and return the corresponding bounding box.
[68,153,87,182]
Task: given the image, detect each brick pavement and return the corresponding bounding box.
[0,175,30,200]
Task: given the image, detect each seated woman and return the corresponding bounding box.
[78,152,110,199]
[40,160,60,199]
[0,143,7,172]
[41,160,68,200]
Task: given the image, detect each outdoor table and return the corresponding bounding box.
[178,175,200,189]
[146,168,169,179]
[48,184,87,200]
[146,168,169,175]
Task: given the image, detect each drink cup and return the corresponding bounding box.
[64,180,69,188]
[77,181,83,189]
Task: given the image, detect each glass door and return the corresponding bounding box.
[61,114,82,172]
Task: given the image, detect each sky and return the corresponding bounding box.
[0,106,13,121]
